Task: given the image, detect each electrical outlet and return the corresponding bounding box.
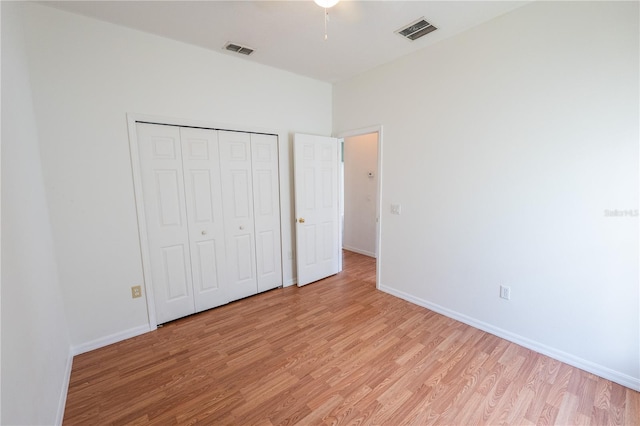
[390,204,401,215]
[131,285,142,299]
[500,285,511,300]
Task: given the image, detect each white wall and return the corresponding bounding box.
[20,3,332,349]
[334,1,639,389]
[1,3,72,424]
[343,133,378,257]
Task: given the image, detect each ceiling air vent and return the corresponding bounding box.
[395,18,437,41]
[224,42,254,56]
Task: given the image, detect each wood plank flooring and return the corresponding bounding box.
[64,251,639,425]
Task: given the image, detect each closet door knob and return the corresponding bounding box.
[201,230,207,235]
[298,218,305,223]
[239,225,244,230]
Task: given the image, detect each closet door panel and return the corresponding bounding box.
[162,245,190,299]
[219,131,258,301]
[136,123,195,324]
[180,127,229,312]
[194,240,218,290]
[251,134,282,292]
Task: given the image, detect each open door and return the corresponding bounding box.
[293,133,341,286]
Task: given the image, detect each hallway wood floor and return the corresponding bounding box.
[64,251,638,425]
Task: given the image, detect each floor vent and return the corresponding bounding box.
[395,18,437,41]
[224,42,254,56]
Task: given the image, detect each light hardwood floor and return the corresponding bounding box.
[64,251,639,425]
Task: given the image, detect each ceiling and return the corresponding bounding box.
[42,0,529,83]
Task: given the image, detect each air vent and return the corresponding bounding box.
[395,18,437,41]
[224,42,254,56]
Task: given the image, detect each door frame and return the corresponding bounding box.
[336,125,383,290]
[127,113,286,329]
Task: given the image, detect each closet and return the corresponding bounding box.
[135,123,282,324]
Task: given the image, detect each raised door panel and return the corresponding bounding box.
[162,245,190,300]
[136,123,195,324]
[251,134,282,292]
[219,130,257,301]
[180,127,229,312]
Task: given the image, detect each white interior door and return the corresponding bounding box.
[179,127,229,312]
[137,123,195,324]
[219,130,258,300]
[251,134,283,292]
[294,133,341,286]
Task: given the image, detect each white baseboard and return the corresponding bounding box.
[56,349,73,426]
[343,246,376,258]
[72,324,153,356]
[379,284,640,392]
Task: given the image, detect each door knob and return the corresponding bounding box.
[201,230,207,235]
[239,225,244,230]
[298,218,305,223]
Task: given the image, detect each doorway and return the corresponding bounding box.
[338,126,382,288]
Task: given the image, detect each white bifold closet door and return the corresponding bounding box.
[136,123,282,325]
[137,123,228,324]
[180,127,228,312]
[250,133,283,292]
[219,131,282,300]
